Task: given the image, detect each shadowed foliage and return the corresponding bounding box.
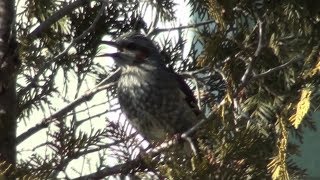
[0,0,319,179]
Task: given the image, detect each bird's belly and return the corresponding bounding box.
[129,117,172,142]
[117,84,177,141]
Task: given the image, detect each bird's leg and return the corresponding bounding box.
[182,135,198,157]
[173,133,198,157]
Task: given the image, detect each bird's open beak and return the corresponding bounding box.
[98,40,136,66]
[95,52,118,58]
[97,40,121,58]
[101,40,120,48]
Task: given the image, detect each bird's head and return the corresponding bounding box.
[100,32,161,67]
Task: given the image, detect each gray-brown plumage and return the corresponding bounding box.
[103,32,200,146]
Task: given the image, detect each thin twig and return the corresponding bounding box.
[240,56,254,84]
[18,2,107,99]
[147,3,160,35]
[72,111,215,180]
[181,113,211,139]
[16,69,121,145]
[29,0,92,38]
[192,78,201,109]
[213,67,228,83]
[53,0,107,61]
[253,55,303,79]
[238,20,265,93]
[148,20,215,37]
[254,20,264,57]
[48,134,136,179]
[179,67,211,109]
[179,68,209,109]
[178,67,209,77]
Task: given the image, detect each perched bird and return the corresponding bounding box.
[102,32,200,152]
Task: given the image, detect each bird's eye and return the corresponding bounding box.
[125,42,137,50]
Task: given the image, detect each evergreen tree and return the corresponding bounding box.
[0,0,319,179]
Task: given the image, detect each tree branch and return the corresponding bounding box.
[71,111,215,180]
[48,134,136,179]
[253,55,303,79]
[0,0,19,172]
[148,20,215,37]
[29,0,92,38]
[72,156,143,180]
[240,20,264,85]
[18,0,107,108]
[179,67,209,110]
[16,69,121,145]
[237,20,265,96]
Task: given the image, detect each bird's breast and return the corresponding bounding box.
[117,69,176,140]
[117,70,162,117]
[117,67,197,142]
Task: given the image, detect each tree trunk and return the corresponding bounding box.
[0,0,19,175]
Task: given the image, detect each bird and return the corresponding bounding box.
[101,32,200,154]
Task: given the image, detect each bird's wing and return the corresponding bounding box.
[172,72,201,116]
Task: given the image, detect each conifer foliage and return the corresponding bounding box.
[0,0,319,179]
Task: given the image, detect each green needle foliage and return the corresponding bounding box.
[0,0,319,179]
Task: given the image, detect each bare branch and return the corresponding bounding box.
[178,67,209,77]
[148,20,215,37]
[29,0,92,38]
[253,55,303,79]
[71,111,215,180]
[192,78,201,109]
[72,156,143,180]
[181,115,208,139]
[18,1,107,100]
[179,67,209,109]
[16,69,121,145]
[254,20,265,57]
[240,56,254,84]
[237,20,265,95]
[48,135,136,179]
